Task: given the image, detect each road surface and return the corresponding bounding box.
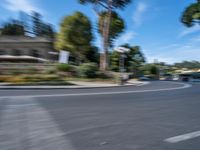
[0,81,200,150]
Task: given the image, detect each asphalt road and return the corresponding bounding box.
[0,81,200,150]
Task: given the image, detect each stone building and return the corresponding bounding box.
[0,36,56,62]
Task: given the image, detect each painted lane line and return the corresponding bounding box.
[137,81,150,86]
[164,131,200,143]
[0,83,191,99]
[0,97,76,150]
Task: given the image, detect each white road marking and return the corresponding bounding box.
[0,82,191,99]
[0,98,76,150]
[136,81,150,86]
[164,131,200,143]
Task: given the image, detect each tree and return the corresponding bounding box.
[110,44,145,74]
[174,61,200,69]
[55,11,93,64]
[141,64,159,79]
[150,65,159,75]
[84,46,99,64]
[98,11,125,48]
[78,0,132,70]
[1,20,25,35]
[181,0,200,27]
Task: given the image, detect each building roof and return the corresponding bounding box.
[0,36,52,43]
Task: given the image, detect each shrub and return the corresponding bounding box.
[23,75,60,82]
[27,67,39,74]
[78,63,98,78]
[96,71,113,79]
[6,77,25,83]
[11,70,22,75]
[57,64,72,72]
[150,66,159,75]
[46,68,56,74]
[41,75,60,81]
[0,76,10,82]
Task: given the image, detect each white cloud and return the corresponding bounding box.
[158,44,180,50]
[179,25,200,37]
[146,55,176,64]
[120,32,135,42]
[189,35,200,43]
[133,2,148,26]
[115,31,136,46]
[2,0,41,13]
[146,42,200,64]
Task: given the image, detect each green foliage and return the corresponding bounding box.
[110,44,145,73]
[78,0,132,70]
[110,51,120,71]
[96,71,113,79]
[0,75,62,83]
[98,11,125,47]
[57,64,73,72]
[55,11,93,63]
[84,46,100,64]
[150,66,159,75]
[46,68,57,74]
[181,0,200,27]
[174,61,200,69]
[0,76,10,82]
[78,0,132,9]
[1,21,25,35]
[142,64,159,75]
[23,75,60,82]
[78,63,98,78]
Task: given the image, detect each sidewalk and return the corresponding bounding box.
[0,80,148,89]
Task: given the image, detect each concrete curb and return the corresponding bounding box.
[0,82,149,90]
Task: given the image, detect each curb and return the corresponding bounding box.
[0,82,148,90]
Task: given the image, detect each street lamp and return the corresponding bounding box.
[114,47,130,85]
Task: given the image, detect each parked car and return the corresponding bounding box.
[138,76,150,81]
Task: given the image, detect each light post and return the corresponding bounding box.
[114,47,130,85]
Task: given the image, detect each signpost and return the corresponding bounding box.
[114,47,130,85]
[59,50,69,64]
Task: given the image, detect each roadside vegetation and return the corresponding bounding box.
[0,0,200,85]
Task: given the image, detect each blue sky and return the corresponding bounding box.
[0,0,200,64]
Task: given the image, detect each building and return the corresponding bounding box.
[0,36,57,62]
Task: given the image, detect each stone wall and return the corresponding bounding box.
[0,36,54,60]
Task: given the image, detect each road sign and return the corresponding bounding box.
[59,50,69,64]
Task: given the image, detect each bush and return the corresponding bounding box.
[0,76,10,82]
[23,75,60,82]
[150,66,159,75]
[41,75,60,81]
[96,71,113,79]
[6,77,25,83]
[78,63,98,78]
[57,64,72,72]
[46,68,56,74]
[11,70,22,75]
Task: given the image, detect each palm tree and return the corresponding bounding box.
[78,0,132,70]
[181,0,200,27]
